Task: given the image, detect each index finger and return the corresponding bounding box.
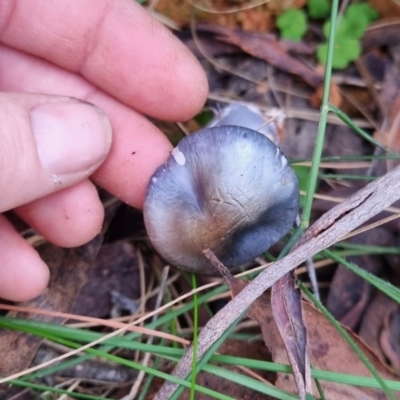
[0,0,208,121]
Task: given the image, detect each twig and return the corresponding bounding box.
[155,165,400,399]
[121,266,170,400]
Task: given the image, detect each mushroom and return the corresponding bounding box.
[144,125,299,274]
[207,103,283,144]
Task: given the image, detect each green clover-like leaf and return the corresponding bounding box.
[343,14,369,39]
[317,37,361,69]
[341,38,362,62]
[323,3,378,40]
[346,3,379,24]
[276,9,308,41]
[322,18,349,39]
[307,0,331,19]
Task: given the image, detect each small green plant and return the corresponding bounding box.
[307,0,331,19]
[276,9,307,41]
[318,3,378,68]
[276,1,379,69]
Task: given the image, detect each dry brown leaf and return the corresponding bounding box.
[380,307,400,370]
[363,19,400,51]
[178,340,275,400]
[199,24,323,88]
[367,1,400,19]
[309,82,342,108]
[0,236,103,378]
[266,0,307,13]
[271,273,311,398]
[219,266,400,399]
[359,292,399,363]
[385,94,400,170]
[373,57,400,171]
[235,8,275,32]
[326,228,394,330]
[73,241,141,318]
[303,302,400,399]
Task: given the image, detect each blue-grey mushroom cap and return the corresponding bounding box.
[144,125,299,274]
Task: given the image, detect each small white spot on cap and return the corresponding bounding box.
[172,147,186,166]
[152,177,158,183]
[281,154,288,167]
[275,148,280,158]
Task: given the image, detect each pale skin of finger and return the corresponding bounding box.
[15,180,104,248]
[0,0,208,300]
[0,215,50,301]
[0,0,208,121]
[0,92,112,212]
[0,46,174,208]
[0,0,208,207]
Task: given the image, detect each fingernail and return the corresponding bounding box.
[31,101,112,175]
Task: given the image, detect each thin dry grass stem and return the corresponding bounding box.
[293,161,371,169]
[233,319,259,331]
[167,274,193,330]
[239,365,275,386]
[122,266,170,400]
[40,378,81,400]
[0,304,189,345]
[188,0,272,14]
[255,116,275,133]
[145,273,156,317]
[0,320,187,384]
[67,272,181,328]
[150,272,181,295]
[65,310,152,329]
[126,249,147,363]
[147,0,161,13]
[0,253,352,386]
[207,290,237,303]
[343,212,400,240]
[311,193,400,238]
[355,58,385,118]
[338,0,350,16]
[0,263,277,384]
[26,234,46,247]
[340,87,380,132]
[267,64,285,109]
[301,191,400,213]
[178,319,260,336]
[207,93,374,127]
[56,378,81,400]
[176,122,190,136]
[45,340,86,356]
[8,388,30,400]
[189,15,267,89]
[0,243,357,385]
[147,10,180,30]
[189,14,313,100]
[138,249,147,324]
[332,74,379,88]
[296,258,335,274]
[102,196,121,209]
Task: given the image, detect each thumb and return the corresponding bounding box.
[0,93,112,212]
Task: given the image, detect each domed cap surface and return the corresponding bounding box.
[144,125,299,274]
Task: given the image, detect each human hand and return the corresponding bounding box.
[0,0,208,301]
